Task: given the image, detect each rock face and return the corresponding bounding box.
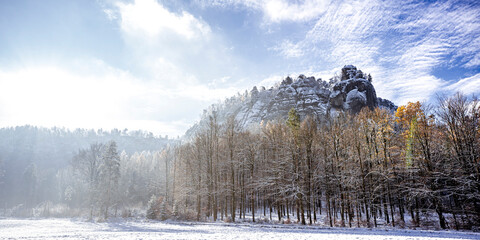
[185,65,397,137]
[330,65,378,113]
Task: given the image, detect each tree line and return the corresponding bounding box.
[61,141,175,220]
[0,126,171,218]
[2,93,478,230]
[162,92,478,229]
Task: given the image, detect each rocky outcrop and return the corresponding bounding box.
[185,65,397,137]
[330,65,378,113]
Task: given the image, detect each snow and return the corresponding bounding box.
[345,88,367,109]
[1,218,479,240]
[346,89,367,104]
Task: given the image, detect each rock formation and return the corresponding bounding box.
[185,65,397,137]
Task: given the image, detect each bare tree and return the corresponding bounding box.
[99,141,120,220]
[72,143,103,219]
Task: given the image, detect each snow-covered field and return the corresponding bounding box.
[1,218,479,240]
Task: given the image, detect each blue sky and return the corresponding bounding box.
[1,0,479,137]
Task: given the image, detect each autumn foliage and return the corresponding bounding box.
[167,93,479,230]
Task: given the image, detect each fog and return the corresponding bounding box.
[0,126,173,217]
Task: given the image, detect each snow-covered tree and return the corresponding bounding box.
[0,158,4,188]
[147,194,160,220]
[72,143,104,219]
[99,141,121,219]
[23,163,37,208]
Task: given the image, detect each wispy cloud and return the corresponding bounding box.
[244,0,480,104]
[206,0,331,22]
[270,40,304,58]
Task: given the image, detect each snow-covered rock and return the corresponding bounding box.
[185,65,397,137]
[329,65,378,113]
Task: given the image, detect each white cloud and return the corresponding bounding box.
[465,47,480,67]
[0,65,134,129]
[271,40,304,58]
[202,0,330,23]
[103,9,117,21]
[92,0,250,136]
[106,0,240,87]
[98,0,480,125]
[106,0,480,109]
[256,0,480,104]
[447,73,480,96]
[173,84,240,102]
[0,60,240,137]
[137,57,240,101]
[116,0,211,40]
[262,0,330,22]
[208,76,231,88]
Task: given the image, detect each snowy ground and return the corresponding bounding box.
[1,218,480,240]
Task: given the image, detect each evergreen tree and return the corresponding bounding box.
[286,108,300,136]
[286,108,306,225]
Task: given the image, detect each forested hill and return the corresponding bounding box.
[0,125,174,208]
[185,65,396,137]
[0,125,171,169]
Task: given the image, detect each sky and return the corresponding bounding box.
[0,0,479,138]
